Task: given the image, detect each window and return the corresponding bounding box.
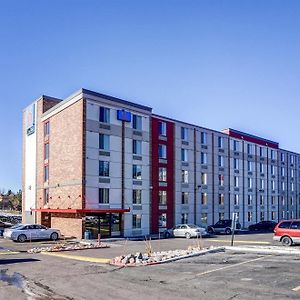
[259,147,264,157]
[281,181,285,191]
[132,214,142,229]
[233,140,239,151]
[271,211,276,221]
[43,189,49,206]
[219,174,224,186]
[248,177,253,188]
[133,140,142,155]
[234,158,239,169]
[181,213,188,224]
[158,213,167,228]
[260,163,264,174]
[99,161,109,177]
[159,191,167,205]
[271,180,275,191]
[133,190,142,205]
[201,193,208,205]
[247,161,252,172]
[271,196,276,205]
[247,144,253,155]
[291,183,294,192]
[278,221,291,229]
[158,144,167,159]
[201,152,208,164]
[133,115,142,130]
[219,194,225,205]
[218,136,224,148]
[159,167,167,182]
[182,170,189,183]
[99,188,109,204]
[281,167,285,176]
[218,156,224,167]
[234,194,239,205]
[44,143,49,160]
[181,149,188,161]
[291,169,294,178]
[291,196,294,205]
[44,165,49,182]
[181,192,188,204]
[291,221,300,229]
[201,173,208,185]
[201,213,208,224]
[260,195,264,205]
[281,153,285,162]
[281,196,285,205]
[271,165,275,175]
[247,194,253,205]
[44,122,50,136]
[247,212,253,222]
[201,132,207,144]
[291,155,295,164]
[260,179,264,190]
[234,176,239,187]
[260,211,265,221]
[159,121,166,136]
[99,107,110,123]
[181,127,188,140]
[99,134,110,150]
[271,150,276,160]
[219,213,225,220]
[133,165,142,180]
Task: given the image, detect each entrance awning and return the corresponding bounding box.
[30,208,130,213]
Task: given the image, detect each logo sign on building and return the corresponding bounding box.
[117,109,132,122]
[26,103,36,136]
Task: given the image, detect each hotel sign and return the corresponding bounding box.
[26,103,36,136]
[117,109,132,122]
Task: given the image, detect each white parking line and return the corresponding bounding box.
[196,255,269,277]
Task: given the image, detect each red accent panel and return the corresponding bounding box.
[223,128,279,149]
[31,208,130,213]
[151,117,175,233]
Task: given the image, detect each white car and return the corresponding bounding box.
[4,224,61,242]
[164,224,207,239]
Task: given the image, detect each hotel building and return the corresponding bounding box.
[22,89,300,239]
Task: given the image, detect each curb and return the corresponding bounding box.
[225,245,300,255]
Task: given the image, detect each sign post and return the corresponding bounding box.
[231,213,237,246]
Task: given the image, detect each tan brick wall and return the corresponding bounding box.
[51,214,83,238]
[34,97,84,238]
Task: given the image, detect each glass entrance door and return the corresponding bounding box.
[99,213,110,237]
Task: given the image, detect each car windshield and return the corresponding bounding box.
[187,224,197,228]
[11,224,24,229]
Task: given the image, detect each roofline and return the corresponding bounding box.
[82,88,152,112]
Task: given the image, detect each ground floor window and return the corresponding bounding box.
[219,212,225,220]
[132,214,142,229]
[247,212,253,222]
[158,213,167,228]
[260,211,264,221]
[181,213,188,224]
[271,211,276,220]
[201,213,207,224]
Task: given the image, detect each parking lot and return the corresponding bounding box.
[1,232,300,300]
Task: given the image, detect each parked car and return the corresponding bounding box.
[164,224,207,239]
[207,219,241,235]
[3,224,61,242]
[0,220,13,228]
[273,220,300,246]
[248,221,277,232]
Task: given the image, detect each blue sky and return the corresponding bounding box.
[0,0,300,191]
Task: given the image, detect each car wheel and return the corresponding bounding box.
[17,234,26,243]
[207,227,214,234]
[185,232,191,239]
[164,232,171,239]
[50,232,59,241]
[281,236,292,247]
[225,228,232,235]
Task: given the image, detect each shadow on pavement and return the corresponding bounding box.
[0,258,40,265]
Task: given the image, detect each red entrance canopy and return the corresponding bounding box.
[30,208,130,213]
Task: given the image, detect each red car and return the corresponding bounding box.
[273,220,300,246]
